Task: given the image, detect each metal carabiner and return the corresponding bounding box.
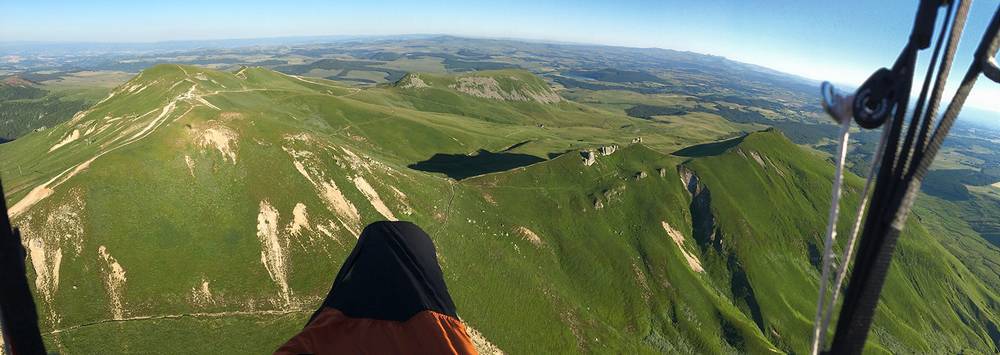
[820,81,854,125]
[851,68,895,129]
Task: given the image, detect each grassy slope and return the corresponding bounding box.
[0,65,997,354]
[682,130,1000,354]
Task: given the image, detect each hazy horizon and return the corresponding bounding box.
[3,31,999,121]
[2,0,999,114]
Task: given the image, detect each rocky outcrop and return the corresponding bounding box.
[449,76,560,103]
[592,184,626,210]
[635,171,647,180]
[196,125,239,164]
[580,144,621,167]
[678,165,764,334]
[598,144,618,156]
[581,151,596,166]
[678,165,698,196]
[396,73,430,89]
[515,226,543,247]
[464,321,506,354]
[748,150,766,168]
[678,165,720,251]
[737,148,786,177]
[662,221,704,272]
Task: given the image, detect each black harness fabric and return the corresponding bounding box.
[310,221,457,323]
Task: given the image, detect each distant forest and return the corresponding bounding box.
[0,83,92,141]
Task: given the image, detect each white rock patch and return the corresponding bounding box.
[352,176,397,221]
[184,155,196,177]
[284,145,361,234]
[399,74,430,89]
[662,221,704,272]
[98,245,128,319]
[515,226,543,247]
[190,278,215,307]
[49,129,80,152]
[750,151,767,168]
[463,321,505,355]
[196,95,220,110]
[288,203,311,236]
[16,188,86,318]
[197,127,238,164]
[28,239,62,304]
[84,122,98,136]
[18,191,86,320]
[256,200,292,306]
[320,181,361,234]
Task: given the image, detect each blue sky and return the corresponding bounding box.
[2,0,998,112]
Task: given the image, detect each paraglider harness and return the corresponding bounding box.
[812,1,1000,354]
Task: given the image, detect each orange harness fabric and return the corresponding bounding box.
[276,308,478,354]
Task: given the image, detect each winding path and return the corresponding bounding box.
[47,309,311,335]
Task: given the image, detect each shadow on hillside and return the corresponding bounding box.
[672,135,746,157]
[409,149,545,180]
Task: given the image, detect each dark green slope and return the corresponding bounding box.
[678,129,1000,354]
[445,129,1000,354]
[914,195,1000,294]
[449,144,776,353]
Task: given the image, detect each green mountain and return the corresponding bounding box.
[1,64,998,354]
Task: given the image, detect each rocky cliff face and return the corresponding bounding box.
[678,165,719,250]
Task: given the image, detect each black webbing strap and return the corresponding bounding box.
[827,1,1000,354]
[897,1,955,181]
[910,4,1000,184]
[825,46,917,355]
[0,177,47,354]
